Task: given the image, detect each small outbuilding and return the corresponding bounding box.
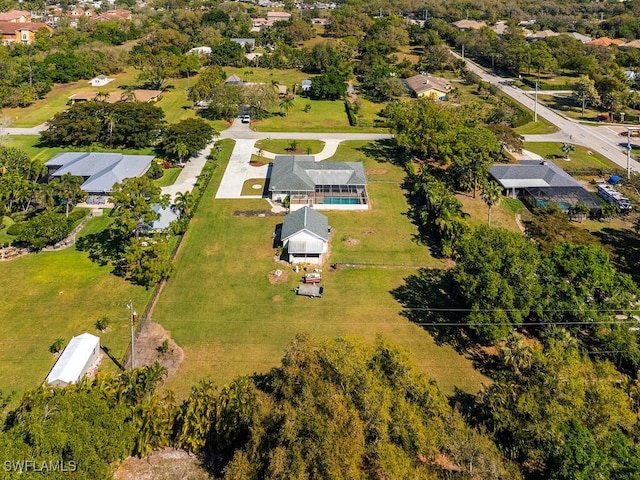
[281,206,329,264]
[88,74,114,87]
[46,333,101,387]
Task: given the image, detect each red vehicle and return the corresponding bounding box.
[303,273,321,284]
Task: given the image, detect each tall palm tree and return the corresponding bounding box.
[56,173,85,218]
[480,181,503,226]
[175,191,194,218]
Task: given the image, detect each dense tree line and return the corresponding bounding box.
[0,336,522,480]
[3,334,640,479]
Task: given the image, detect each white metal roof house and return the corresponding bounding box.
[46,333,101,387]
[269,155,368,211]
[281,206,329,264]
[301,79,312,92]
[46,152,154,204]
[88,74,114,87]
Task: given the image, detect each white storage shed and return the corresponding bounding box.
[46,333,101,387]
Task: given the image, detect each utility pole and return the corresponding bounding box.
[127,300,136,370]
[461,44,465,60]
[534,79,539,122]
[627,129,631,180]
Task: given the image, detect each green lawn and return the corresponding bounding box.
[2,67,227,132]
[524,142,623,172]
[253,97,386,133]
[0,213,152,400]
[241,178,266,196]
[255,139,325,155]
[153,168,182,187]
[153,140,487,398]
[515,119,558,135]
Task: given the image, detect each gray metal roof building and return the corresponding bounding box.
[490,160,601,211]
[46,152,154,194]
[270,155,367,192]
[281,206,329,242]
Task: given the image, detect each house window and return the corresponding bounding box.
[21,32,28,41]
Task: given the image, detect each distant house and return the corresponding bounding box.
[269,155,368,210]
[588,37,625,47]
[231,38,256,49]
[566,32,592,44]
[46,152,154,204]
[0,21,52,45]
[187,46,212,56]
[267,11,291,22]
[491,21,509,36]
[301,79,312,92]
[88,74,113,87]
[46,333,101,387]
[69,89,162,104]
[0,9,31,22]
[404,74,451,100]
[450,19,486,31]
[490,160,601,212]
[225,74,244,86]
[620,39,640,50]
[526,29,559,42]
[280,206,329,264]
[276,83,287,96]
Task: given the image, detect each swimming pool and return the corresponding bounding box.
[323,197,361,205]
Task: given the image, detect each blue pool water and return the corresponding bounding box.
[323,197,361,205]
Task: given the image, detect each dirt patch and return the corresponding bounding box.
[114,448,210,480]
[342,237,360,247]
[364,230,375,235]
[134,321,184,377]
[515,214,526,233]
[365,168,387,175]
[203,243,221,256]
[268,269,288,284]
[234,210,283,217]
[250,160,266,166]
[272,295,282,302]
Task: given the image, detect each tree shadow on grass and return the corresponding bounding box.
[391,268,469,350]
[592,226,640,283]
[75,229,126,276]
[358,138,408,168]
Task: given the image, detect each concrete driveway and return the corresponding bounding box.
[215,118,392,199]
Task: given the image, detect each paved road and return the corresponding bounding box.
[452,51,640,173]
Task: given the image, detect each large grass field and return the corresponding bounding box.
[153,140,490,398]
[0,214,152,400]
[3,67,227,132]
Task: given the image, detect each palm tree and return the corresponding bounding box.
[561,143,575,159]
[56,173,85,218]
[171,142,190,165]
[175,191,194,218]
[480,181,503,226]
[36,183,56,210]
[94,91,110,102]
[120,87,137,102]
[279,97,294,116]
[104,111,117,145]
[500,332,533,377]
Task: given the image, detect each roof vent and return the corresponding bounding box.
[540,161,547,165]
